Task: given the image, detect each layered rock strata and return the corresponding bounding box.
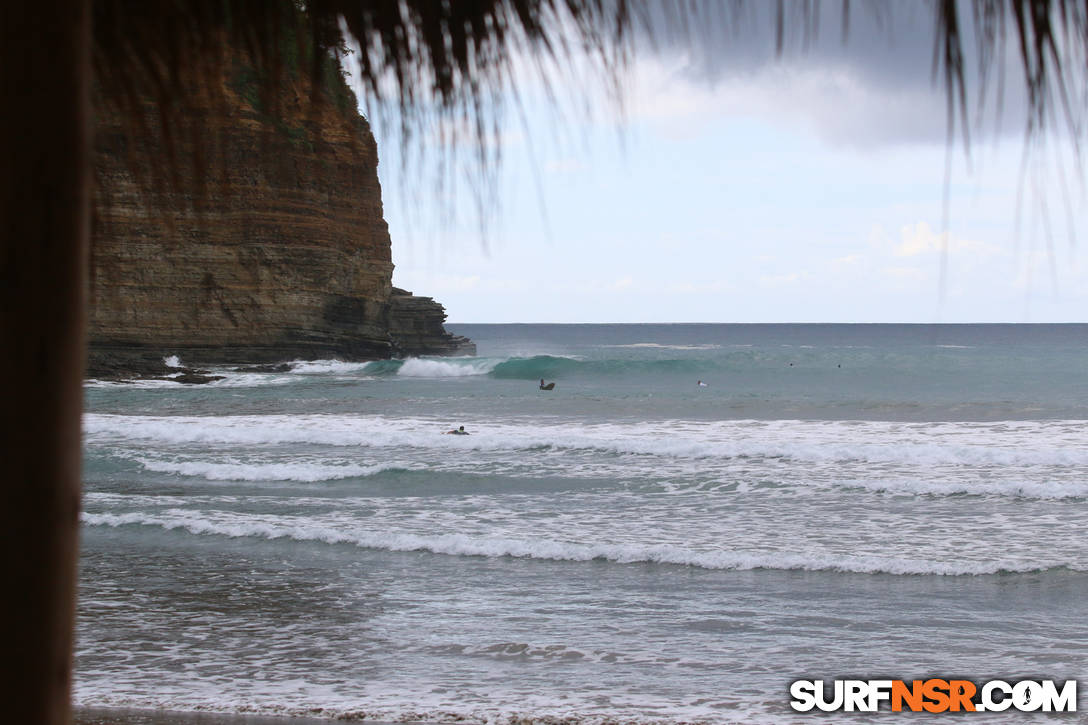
[88,58,471,379]
[388,288,476,357]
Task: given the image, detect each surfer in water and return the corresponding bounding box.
[697,380,707,387]
[444,425,469,435]
[539,379,555,390]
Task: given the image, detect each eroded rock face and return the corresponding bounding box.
[389,288,476,357]
[88,59,470,378]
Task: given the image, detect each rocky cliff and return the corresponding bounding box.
[88,56,471,379]
[388,288,475,357]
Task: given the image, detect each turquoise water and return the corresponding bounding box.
[77,324,1088,722]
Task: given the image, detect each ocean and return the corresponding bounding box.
[78,323,1088,723]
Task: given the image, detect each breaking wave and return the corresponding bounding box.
[81,511,1078,576]
[84,349,837,386]
[292,353,757,380]
[84,414,1088,470]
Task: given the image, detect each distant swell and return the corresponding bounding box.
[81,512,1077,576]
[346,354,738,381]
[488,355,710,380]
[352,354,716,380]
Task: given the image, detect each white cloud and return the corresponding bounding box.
[628,52,949,148]
[834,254,863,265]
[893,221,1001,258]
[375,10,1086,324]
[758,272,809,286]
[881,266,927,281]
[635,2,1034,148]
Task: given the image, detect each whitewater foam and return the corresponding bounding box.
[85,378,189,389]
[840,476,1088,500]
[393,357,500,377]
[76,323,1088,725]
[601,343,724,351]
[81,510,1076,576]
[286,359,375,375]
[136,458,415,482]
[84,414,1088,469]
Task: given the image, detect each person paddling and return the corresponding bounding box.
[444,425,469,435]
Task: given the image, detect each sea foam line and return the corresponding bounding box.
[84,414,1088,468]
[72,694,750,725]
[840,477,1088,500]
[600,343,723,350]
[80,511,1077,576]
[135,458,415,482]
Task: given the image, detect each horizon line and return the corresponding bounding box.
[445,321,1088,325]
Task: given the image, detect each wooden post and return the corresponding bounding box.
[0,2,90,723]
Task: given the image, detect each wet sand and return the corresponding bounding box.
[74,707,398,725]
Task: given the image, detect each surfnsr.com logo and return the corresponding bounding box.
[789,679,1077,713]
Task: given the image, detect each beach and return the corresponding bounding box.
[75,707,345,725]
[78,324,1088,722]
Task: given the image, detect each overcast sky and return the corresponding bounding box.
[359,1,1087,323]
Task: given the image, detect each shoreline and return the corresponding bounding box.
[74,706,400,725]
